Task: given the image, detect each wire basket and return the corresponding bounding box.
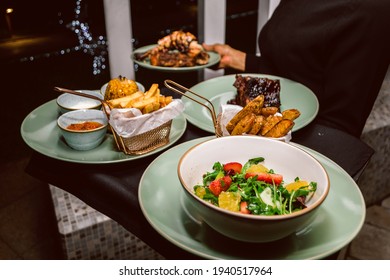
[164,80,222,137]
[111,119,172,155]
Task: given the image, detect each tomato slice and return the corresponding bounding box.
[209,174,233,196]
[209,179,222,196]
[240,201,251,214]
[220,175,232,191]
[223,162,242,175]
[245,172,283,185]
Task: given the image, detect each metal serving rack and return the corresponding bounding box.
[54,86,172,155]
[164,80,222,137]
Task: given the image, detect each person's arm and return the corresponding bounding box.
[203,43,268,73]
[202,43,246,71]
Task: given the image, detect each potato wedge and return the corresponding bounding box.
[248,115,265,135]
[261,106,279,117]
[231,113,256,135]
[282,109,301,121]
[226,95,264,133]
[265,119,294,138]
[260,115,283,136]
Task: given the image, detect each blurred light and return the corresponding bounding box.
[18,0,109,76]
[6,8,13,14]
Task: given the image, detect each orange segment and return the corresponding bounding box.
[246,164,269,174]
[285,180,309,192]
[218,192,241,212]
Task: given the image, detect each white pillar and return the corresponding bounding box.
[103,0,134,80]
[199,0,226,80]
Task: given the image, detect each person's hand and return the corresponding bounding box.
[203,43,246,71]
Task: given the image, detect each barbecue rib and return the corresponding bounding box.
[231,74,281,109]
[135,31,210,67]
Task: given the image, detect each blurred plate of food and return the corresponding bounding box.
[133,44,220,72]
[182,74,319,134]
[132,31,220,72]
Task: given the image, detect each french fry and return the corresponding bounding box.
[132,96,159,110]
[160,95,173,107]
[142,103,155,114]
[144,83,159,99]
[107,91,143,108]
[152,101,160,111]
[165,96,173,105]
[106,82,175,114]
[127,95,145,107]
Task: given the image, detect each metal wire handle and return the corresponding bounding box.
[164,80,220,135]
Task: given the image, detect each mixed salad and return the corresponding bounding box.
[193,157,317,215]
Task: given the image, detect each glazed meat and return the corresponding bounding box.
[135,31,210,67]
[231,74,281,109]
[150,49,209,67]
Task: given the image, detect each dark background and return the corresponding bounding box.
[0,0,259,259]
[1,0,259,163]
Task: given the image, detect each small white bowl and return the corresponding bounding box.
[57,109,108,151]
[56,90,103,114]
[178,136,330,243]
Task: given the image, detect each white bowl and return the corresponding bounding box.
[178,136,330,243]
[100,81,145,97]
[57,109,108,151]
[56,90,102,114]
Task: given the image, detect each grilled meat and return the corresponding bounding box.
[231,74,281,109]
[135,31,210,67]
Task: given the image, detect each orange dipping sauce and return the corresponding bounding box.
[67,121,103,131]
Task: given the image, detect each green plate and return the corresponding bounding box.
[139,136,365,259]
[183,74,319,134]
[132,44,221,72]
[20,99,187,164]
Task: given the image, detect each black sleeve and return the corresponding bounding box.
[245,53,262,73]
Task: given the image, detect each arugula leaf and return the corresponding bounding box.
[202,188,218,205]
[202,162,223,185]
[196,159,317,216]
